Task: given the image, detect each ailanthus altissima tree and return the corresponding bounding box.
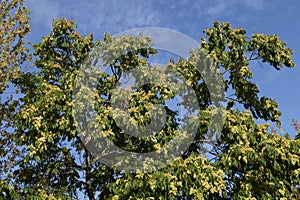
[0,0,32,198]
[99,22,300,199]
[0,9,299,200]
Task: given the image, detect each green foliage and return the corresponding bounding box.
[0,13,299,200]
[0,0,30,95]
[101,153,225,199]
[12,18,95,198]
[201,21,294,123]
[98,22,299,199]
[217,110,300,199]
[0,0,34,198]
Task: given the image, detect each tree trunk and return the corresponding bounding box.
[85,149,95,200]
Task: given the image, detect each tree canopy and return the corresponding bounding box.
[0,1,300,199]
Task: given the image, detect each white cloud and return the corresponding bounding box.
[237,0,265,10]
[205,2,227,17]
[26,0,161,37]
[25,0,269,38]
[198,0,266,17]
[26,0,60,29]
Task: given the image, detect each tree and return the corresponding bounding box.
[2,15,300,200]
[100,22,300,199]
[13,18,95,199]
[0,0,32,198]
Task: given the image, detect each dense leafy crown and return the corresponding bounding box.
[0,0,31,198]
[0,3,299,199]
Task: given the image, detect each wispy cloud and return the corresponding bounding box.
[204,2,227,17]
[26,0,60,29]
[192,0,267,19]
[25,0,267,37]
[26,0,161,37]
[237,0,265,10]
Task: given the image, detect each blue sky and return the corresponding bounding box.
[25,0,300,137]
